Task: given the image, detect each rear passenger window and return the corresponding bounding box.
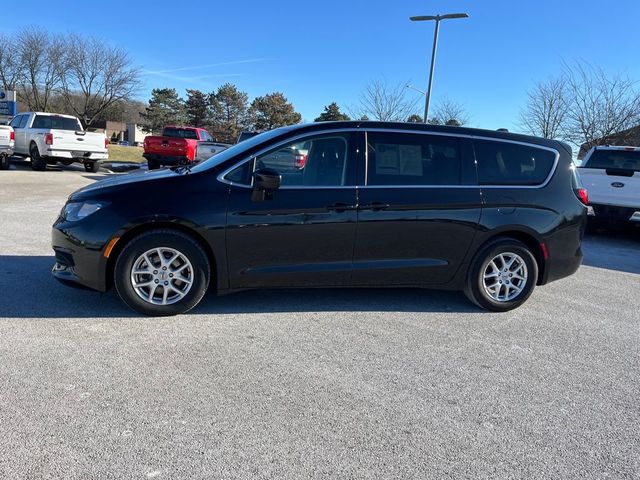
[367,132,462,186]
[474,140,556,186]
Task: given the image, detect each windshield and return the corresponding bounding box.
[583,149,640,172]
[190,126,295,173]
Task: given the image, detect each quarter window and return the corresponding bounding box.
[366,132,462,186]
[474,140,556,186]
[9,115,22,128]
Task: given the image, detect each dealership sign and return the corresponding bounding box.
[0,90,17,116]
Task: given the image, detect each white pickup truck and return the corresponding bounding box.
[578,145,640,225]
[9,112,108,172]
[0,125,14,170]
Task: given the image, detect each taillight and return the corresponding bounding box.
[294,154,307,169]
[575,187,589,206]
[10,131,15,141]
[105,138,109,149]
[44,133,54,145]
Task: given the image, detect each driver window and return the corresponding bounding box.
[255,134,350,187]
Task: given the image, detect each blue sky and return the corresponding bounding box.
[5,0,640,130]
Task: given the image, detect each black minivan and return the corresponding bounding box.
[52,121,587,316]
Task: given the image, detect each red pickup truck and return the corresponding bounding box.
[143,126,230,169]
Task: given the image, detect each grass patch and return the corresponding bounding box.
[108,144,145,163]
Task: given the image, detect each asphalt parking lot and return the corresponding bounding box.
[0,160,638,479]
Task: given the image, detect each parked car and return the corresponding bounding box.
[9,112,108,172]
[237,131,259,143]
[52,121,587,316]
[0,124,14,170]
[578,145,640,226]
[143,126,230,169]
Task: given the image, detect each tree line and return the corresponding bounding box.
[520,61,640,153]
[0,27,140,127]
[141,85,304,143]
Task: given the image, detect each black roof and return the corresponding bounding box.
[283,121,571,154]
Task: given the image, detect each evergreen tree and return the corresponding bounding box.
[249,92,301,131]
[185,89,210,127]
[314,102,350,122]
[140,88,185,134]
[210,83,250,143]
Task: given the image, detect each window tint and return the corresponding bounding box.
[163,128,198,139]
[18,115,28,128]
[583,149,640,172]
[32,115,81,131]
[254,135,350,187]
[226,161,252,184]
[367,132,462,186]
[474,140,556,185]
[9,115,22,128]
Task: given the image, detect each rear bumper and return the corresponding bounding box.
[589,204,640,222]
[46,148,108,161]
[0,146,13,155]
[143,153,190,165]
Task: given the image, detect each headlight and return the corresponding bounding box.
[62,201,109,222]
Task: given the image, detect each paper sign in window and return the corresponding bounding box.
[398,145,422,176]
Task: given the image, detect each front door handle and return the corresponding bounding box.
[360,202,390,211]
[326,203,357,212]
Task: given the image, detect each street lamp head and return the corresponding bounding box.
[410,13,469,22]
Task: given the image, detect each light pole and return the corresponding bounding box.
[410,13,469,123]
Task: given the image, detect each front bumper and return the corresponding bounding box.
[51,221,110,292]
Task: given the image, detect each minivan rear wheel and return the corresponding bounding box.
[464,238,538,312]
[114,229,210,316]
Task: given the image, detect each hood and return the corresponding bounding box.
[70,168,178,200]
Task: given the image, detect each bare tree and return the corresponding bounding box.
[429,97,470,126]
[354,80,418,121]
[0,33,23,90]
[519,77,569,138]
[61,35,140,127]
[16,28,66,111]
[563,62,640,150]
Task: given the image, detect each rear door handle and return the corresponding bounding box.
[360,202,390,211]
[326,203,357,212]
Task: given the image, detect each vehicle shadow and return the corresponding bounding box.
[0,255,478,319]
[582,226,640,275]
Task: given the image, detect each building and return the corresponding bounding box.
[88,121,126,143]
[88,121,149,145]
[126,124,149,145]
[578,125,640,158]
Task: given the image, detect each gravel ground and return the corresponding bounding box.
[0,161,638,479]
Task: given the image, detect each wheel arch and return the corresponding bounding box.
[105,222,219,291]
[472,229,547,285]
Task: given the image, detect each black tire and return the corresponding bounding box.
[464,238,538,312]
[0,154,9,170]
[114,229,211,316]
[147,158,160,170]
[84,161,100,173]
[30,144,46,171]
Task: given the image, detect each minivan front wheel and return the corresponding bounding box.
[465,238,538,312]
[114,230,210,316]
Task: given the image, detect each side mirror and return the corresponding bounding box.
[253,168,281,191]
